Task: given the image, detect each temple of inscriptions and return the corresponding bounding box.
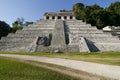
[0,12,120,52]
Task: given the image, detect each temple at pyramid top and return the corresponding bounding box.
[44,12,76,20]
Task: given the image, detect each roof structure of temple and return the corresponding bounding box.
[44,12,74,16]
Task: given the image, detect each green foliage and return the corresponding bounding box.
[0,57,78,80]
[107,1,120,15]
[11,18,25,32]
[84,4,103,27]
[73,3,85,20]
[73,1,120,29]
[13,21,23,30]
[96,10,120,29]
[73,3,84,12]
[0,21,11,38]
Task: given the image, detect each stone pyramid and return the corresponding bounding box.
[0,12,120,52]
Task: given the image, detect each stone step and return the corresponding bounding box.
[4,35,37,38]
[15,32,51,35]
[86,36,119,39]
[86,37,120,43]
[0,45,29,51]
[66,24,91,26]
[33,22,55,25]
[70,34,113,37]
[70,30,104,33]
[0,37,35,42]
[0,42,29,46]
[69,33,120,43]
[0,40,34,43]
[22,28,54,30]
[34,23,55,25]
[7,34,48,37]
[69,28,98,30]
[65,20,83,23]
[0,42,30,51]
[116,32,120,34]
[34,21,56,25]
[66,20,87,23]
[1,37,35,39]
[36,20,56,22]
[69,37,120,43]
[67,25,96,28]
[27,25,55,28]
[85,34,113,37]
[27,20,55,27]
[16,30,53,34]
[95,43,120,52]
[66,22,87,25]
[22,27,54,31]
[69,33,115,38]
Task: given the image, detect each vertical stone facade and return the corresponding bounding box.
[44,12,75,20]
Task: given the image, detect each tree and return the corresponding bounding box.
[12,21,23,32]
[12,18,25,32]
[73,3,84,13]
[106,1,120,27]
[0,21,11,38]
[16,17,25,26]
[72,3,85,20]
[72,2,120,29]
[107,1,120,15]
[84,4,103,25]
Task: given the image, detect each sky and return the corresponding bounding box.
[0,0,119,26]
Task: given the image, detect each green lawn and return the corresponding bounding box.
[0,52,120,66]
[0,57,78,80]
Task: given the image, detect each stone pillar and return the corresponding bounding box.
[61,16,64,20]
[44,16,46,20]
[67,16,70,20]
[73,16,76,20]
[55,16,57,20]
[49,16,52,20]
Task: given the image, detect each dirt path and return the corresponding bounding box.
[0,54,120,80]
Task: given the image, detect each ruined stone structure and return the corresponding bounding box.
[0,12,120,52]
[44,12,76,20]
